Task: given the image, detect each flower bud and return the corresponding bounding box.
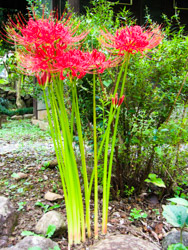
[118,95,125,106]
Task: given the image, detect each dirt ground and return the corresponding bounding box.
[0,120,180,249]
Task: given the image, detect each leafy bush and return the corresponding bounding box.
[0,105,33,116]
[0,97,10,109]
[113,30,188,194]
[73,2,188,195]
[16,107,33,115]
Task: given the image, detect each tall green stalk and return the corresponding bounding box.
[71,80,91,238]
[93,73,98,239]
[43,79,86,245]
[102,53,131,234]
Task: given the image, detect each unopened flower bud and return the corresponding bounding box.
[118,95,125,106]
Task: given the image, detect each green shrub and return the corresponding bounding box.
[15,107,33,115]
[0,104,15,116]
[0,105,33,116]
[0,97,10,109]
[75,2,188,195]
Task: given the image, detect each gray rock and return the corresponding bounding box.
[35,211,66,237]
[0,197,17,248]
[162,231,188,250]
[23,114,33,119]
[90,234,160,250]
[11,115,23,120]
[0,236,59,250]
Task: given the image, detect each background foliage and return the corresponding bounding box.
[0,0,187,197]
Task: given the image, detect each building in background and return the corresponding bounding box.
[1,0,188,26]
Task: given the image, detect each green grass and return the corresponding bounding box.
[0,120,51,141]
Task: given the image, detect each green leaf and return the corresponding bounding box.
[21,231,38,236]
[161,128,169,132]
[54,247,61,250]
[167,198,188,207]
[11,173,19,178]
[167,243,188,250]
[103,80,112,87]
[49,246,61,250]
[35,201,45,208]
[162,205,188,228]
[0,78,8,84]
[47,204,60,211]
[45,224,56,238]
[151,178,166,188]
[145,173,166,187]
[0,64,4,73]
[148,173,157,180]
[154,147,163,157]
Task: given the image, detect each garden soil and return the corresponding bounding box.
[0,120,183,249]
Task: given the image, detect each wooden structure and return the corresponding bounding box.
[1,0,188,26]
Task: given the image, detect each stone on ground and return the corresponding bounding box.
[11,115,23,120]
[44,191,63,201]
[162,231,188,250]
[90,234,160,250]
[0,236,59,250]
[0,197,17,248]
[13,172,28,181]
[35,210,66,236]
[23,114,33,119]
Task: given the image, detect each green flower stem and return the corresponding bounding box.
[113,54,129,95]
[44,86,74,245]
[54,81,86,243]
[88,109,116,197]
[93,73,98,239]
[43,79,86,245]
[70,93,75,142]
[48,85,78,243]
[102,109,111,234]
[71,80,91,239]
[102,53,131,234]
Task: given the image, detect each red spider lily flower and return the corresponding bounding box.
[54,49,89,80]
[112,93,124,107]
[88,49,112,73]
[5,12,87,50]
[54,49,112,80]
[3,11,88,76]
[36,71,51,86]
[16,48,112,80]
[100,25,163,55]
[4,12,113,80]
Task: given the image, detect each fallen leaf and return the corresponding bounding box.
[155,223,163,234]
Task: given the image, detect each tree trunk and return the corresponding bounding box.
[16,76,22,109]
